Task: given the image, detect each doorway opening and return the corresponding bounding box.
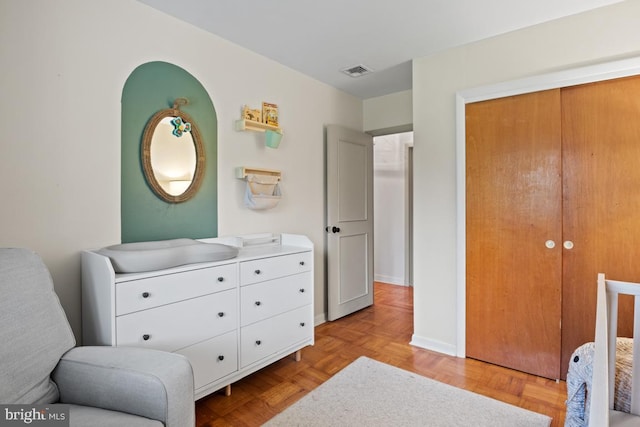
[373,131,414,287]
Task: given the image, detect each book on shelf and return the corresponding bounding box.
[242,105,262,123]
[262,102,278,127]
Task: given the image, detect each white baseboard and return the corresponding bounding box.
[314,313,327,326]
[374,274,406,285]
[410,334,458,357]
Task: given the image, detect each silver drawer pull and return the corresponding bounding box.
[218,312,225,317]
[142,334,150,341]
[142,292,150,298]
[217,277,224,282]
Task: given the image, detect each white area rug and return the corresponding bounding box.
[264,356,551,427]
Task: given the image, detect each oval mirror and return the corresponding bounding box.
[141,105,205,203]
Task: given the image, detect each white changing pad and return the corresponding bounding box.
[97,238,239,273]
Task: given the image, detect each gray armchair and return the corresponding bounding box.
[0,248,195,427]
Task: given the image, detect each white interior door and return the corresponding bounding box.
[326,125,374,321]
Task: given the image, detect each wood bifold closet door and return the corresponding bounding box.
[466,89,563,380]
[466,75,640,380]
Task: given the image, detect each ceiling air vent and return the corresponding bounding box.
[341,64,373,78]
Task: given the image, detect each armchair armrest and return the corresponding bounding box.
[52,346,194,427]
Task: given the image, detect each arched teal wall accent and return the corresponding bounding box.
[121,61,217,243]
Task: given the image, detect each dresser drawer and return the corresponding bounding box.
[240,305,313,368]
[115,264,237,316]
[240,272,312,326]
[116,289,237,352]
[176,330,238,390]
[240,251,312,286]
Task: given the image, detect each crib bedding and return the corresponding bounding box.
[565,337,633,427]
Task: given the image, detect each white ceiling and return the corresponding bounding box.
[137,0,623,99]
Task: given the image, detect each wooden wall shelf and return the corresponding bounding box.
[235,119,281,133]
[235,166,281,180]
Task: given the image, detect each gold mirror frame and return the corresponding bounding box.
[141,107,205,203]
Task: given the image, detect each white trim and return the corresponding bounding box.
[315,313,327,326]
[456,55,640,358]
[458,56,640,103]
[410,334,457,356]
[374,274,406,286]
[455,93,467,358]
[404,143,414,287]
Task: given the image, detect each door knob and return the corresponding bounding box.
[332,226,340,233]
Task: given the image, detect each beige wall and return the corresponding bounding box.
[363,90,412,135]
[0,0,362,340]
[412,0,640,354]
[5,0,634,354]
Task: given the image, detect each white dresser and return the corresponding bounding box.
[81,234,314,400]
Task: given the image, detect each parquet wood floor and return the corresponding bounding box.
[196,282,567,426]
